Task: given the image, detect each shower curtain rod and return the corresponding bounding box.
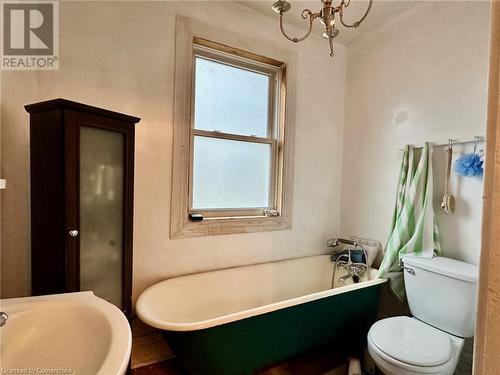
[401,135,485,150]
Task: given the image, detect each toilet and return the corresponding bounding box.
[367,255,478,375]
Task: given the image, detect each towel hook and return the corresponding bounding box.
[448,138,453,150]
[474,136,479,153]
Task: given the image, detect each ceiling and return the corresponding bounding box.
[238,0,422,45]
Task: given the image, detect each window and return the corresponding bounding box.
[171,19,294,238]
[190,44,280,217]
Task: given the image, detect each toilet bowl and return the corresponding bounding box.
[367,256,478,375]
[367,316,463,375]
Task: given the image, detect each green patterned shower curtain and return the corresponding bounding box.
[377,143,441,300]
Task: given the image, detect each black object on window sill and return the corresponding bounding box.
[189,213,204,222]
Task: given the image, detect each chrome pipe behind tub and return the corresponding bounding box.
[327,238,359,248]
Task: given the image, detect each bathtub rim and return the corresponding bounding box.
[136,257,387,332]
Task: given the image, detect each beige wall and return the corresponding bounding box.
[0,1,347,300]
[341,1,491,265]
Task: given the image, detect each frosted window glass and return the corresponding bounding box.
[193,136,271,209]
[194,57,270,137]
[80,126,123,308]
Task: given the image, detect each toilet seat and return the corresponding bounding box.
[368,316,452,367]
[367,317,462,375]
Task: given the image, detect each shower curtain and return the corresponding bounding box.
[377,143,441,300]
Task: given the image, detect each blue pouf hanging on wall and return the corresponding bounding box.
[454,136,484,177]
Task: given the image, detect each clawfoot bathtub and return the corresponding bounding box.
[137,254,386,375]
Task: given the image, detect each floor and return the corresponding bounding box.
[131,319,174,369]
[130,359,188,375]
[130,340,473,375]
[130,343,349,375]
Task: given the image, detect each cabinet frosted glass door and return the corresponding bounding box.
[80,126,124,307]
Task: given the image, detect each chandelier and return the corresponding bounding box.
[272,0,373,57]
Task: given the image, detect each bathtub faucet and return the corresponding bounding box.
[329,238,369,286]
[337,265,364,285]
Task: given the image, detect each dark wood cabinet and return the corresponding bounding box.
[26,99,140,315]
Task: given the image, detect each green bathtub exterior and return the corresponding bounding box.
[164,283,382,375]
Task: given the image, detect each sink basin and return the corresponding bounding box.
[0,292,131,375]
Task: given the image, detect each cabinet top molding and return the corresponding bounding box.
[25,98,141,124]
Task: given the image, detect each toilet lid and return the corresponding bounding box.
[368,316,452,367]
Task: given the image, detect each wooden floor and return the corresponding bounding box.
[130,358,189,375]
[130,344,348,375]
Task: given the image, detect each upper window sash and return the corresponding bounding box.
[191,43,281,139]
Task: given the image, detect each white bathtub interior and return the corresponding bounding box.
[136,255,386,331]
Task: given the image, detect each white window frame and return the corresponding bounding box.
[171,17,294,238]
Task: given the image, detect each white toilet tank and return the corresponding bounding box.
[402,255,478,338]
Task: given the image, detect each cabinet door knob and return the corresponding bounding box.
[69,230,79,237]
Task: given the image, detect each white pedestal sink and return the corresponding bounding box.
[0,292,131,375]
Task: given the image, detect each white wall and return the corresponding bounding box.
[0,1,346,300]
[340,1,491,265]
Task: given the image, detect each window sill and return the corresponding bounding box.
[170,215,292,239]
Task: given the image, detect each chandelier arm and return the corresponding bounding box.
[339,0,373,28]
[279,9,316,43]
